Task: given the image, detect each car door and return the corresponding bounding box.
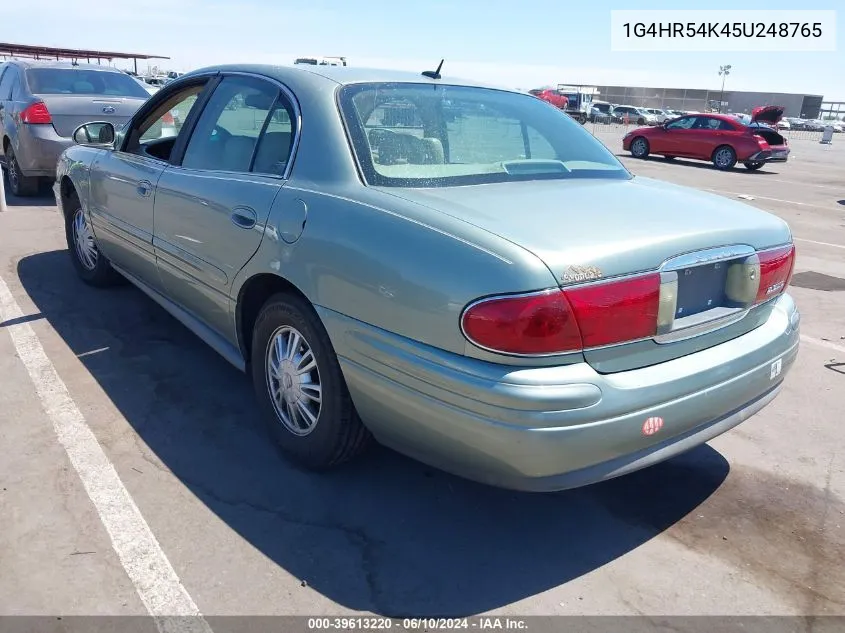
[656,115,697,155]
[152,73,297,338]
[87,77,215,291]
[687,116,731,160]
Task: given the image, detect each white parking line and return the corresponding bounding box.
[705,189,836,210]
[0,274,212,633]
[800,334,845,355]
[794,237,845,250]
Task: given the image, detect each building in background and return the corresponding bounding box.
[592,84,824,118]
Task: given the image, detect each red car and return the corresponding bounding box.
[529,87,569,110]
[622,105,789,171]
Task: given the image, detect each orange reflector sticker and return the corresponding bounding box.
[642,416,664,436]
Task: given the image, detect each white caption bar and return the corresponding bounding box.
[611,10,837,52]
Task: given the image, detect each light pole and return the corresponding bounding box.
[718,64,732,113]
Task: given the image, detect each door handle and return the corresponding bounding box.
[136,180,153,198]
[231,207,257,229]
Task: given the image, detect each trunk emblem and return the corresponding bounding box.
[102,106,116,114]
[562,265,603,283]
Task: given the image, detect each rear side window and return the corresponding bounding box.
[25,68,150,98]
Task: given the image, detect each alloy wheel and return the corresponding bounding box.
[72,209,98,270]
[265,325,323,436]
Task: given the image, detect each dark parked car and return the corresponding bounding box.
[623,106,790,171]
[0,60,150,196]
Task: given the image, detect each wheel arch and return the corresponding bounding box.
[236,272,314,365]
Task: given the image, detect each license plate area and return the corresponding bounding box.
[675,262,730,319]
[655,246,761,343]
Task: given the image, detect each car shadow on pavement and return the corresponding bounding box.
[17,250,730,618]
[1,176,57,207]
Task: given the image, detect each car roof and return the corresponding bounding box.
[181,63,514,92]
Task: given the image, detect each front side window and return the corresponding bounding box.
[134,85,205,146]
[338,82,628,187]
[25,68,151,98]
[181,75,294,175]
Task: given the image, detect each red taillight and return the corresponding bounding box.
[756,244,795,303]
[461,273,661,355]
[20,102,52,124]
[461,290,582,355]
[565,274,661,348]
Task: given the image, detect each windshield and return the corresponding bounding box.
[338,82,629,188]
[26,68,151,98]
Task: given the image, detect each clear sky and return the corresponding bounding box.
[5,0,843,100]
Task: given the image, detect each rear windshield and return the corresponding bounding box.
[26,68,150,98]
[338,82,630,188]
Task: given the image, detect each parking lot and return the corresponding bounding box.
[1,130,843,622]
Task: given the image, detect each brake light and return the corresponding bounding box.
[461,291,582,355]
[460,273,661,355]
[20,102,52,124]
[756,244,795,303]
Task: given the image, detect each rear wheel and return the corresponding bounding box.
[4,145,38,197]
[744,161,764,171]
[630,136,650,159]
[712,145,737,170]
[64,195,122,287]
[250,292,372,470]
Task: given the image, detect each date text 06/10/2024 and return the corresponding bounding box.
[306,617,529,630]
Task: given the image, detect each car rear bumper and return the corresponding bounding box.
[320,294,800,492]
[747,146,790,163]
[14,124,73,177]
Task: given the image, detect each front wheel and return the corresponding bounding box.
[64,197,122,287]
[250,293,372,470]
[630,136,650,159]
[712,145,737,170]
[744,161,764,171]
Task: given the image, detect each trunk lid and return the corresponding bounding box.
[378,177,793,371]
[35,94,147,137]
[751,105,784,125]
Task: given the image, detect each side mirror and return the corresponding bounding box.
[72,122,116,146]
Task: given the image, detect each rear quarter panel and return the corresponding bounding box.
[233,185,562,359]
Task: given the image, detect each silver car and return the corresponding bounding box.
[0,60,150,196]
[54,64,800,492]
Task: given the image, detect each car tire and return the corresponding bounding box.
[712,145,737,170]
[4,145,39,197]
[250,292,372,471]
[637,117,645,125]
[630,136,650,159]
[64,195,123,287]
[744,161,764,171]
